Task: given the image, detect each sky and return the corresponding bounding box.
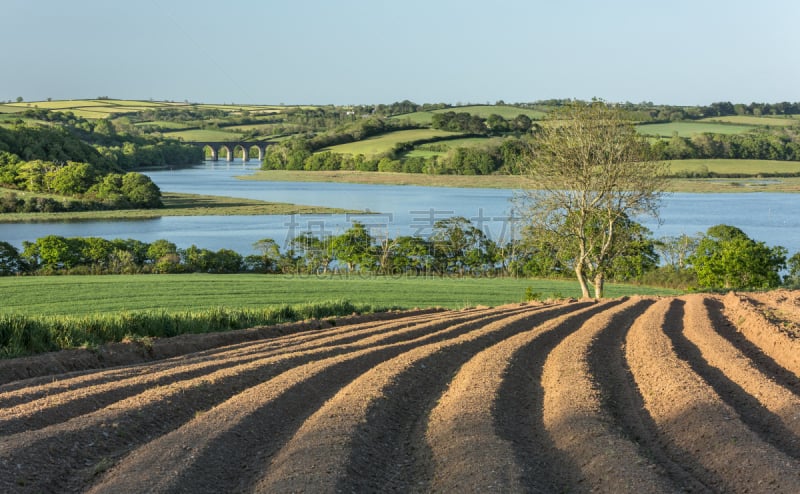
[3,0,799,106]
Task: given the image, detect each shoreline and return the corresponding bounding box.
[240,170,800,193]
[0,192,362,223]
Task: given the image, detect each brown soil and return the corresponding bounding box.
[2,293,800,493]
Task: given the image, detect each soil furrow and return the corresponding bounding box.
[748,289,800,328]
[0,308,497,433]
[425,300,613,493]
[626,298,800,493]
[672,295,800,458]
[491,300,623,492]
[542,297,683,493]
[253,302,589,493]
[0,309,447,407]
[0,308,447,388]
[721,292,800,377]
[586,300,711,493]
[84,306,542,494]
[706,298,800,394]
[2,309,521,493]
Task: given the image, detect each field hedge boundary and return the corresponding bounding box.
[0,300,398,360]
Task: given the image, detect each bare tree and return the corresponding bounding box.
[516,101,668,299]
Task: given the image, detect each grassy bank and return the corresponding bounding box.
[0,300,382,358]
[0,191,360,223]
[240,170,523,188]
[241,169,800,193]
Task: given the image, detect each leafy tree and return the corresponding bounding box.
[656,234,699,271]
[121,172,162,208]
[430,217,493,276]
[44,162,96,195]
[0,241,23,275]
[146,239,178,265]
[289,232,334,273]
[512,114,533,133]
[486,114,509,133]
[23,235,79,270]
[376,235,432,274]
[517,101,668,298]
[688,225,786,290]
[212,248,244,273]
[785,252,800,287]
[331,222,375,272]
[250,238,282,273]
[79,237,115,267]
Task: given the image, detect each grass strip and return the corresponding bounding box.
[0,300,382,358]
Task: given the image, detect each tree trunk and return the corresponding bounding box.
[575,265,591,299]
[593,272,605,299]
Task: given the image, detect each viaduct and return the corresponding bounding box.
[194,141,275,162]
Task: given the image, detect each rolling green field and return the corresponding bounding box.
[699,115,798,127]
[3,100,297,121]
[134,120,192,129]
[0,104,28,114]
[392,105,545,125]
[668,159,800,176]
[322,129,463,155]
[162,128,246,141]
[436,105,546,120]
[636,121,758,137]
[0,274,678,317]
[404,136,498,158]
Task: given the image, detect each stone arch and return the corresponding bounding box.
[202,144,217,161]
[233,144,249,162]
[220,145,233,162]
[248,145,264,161]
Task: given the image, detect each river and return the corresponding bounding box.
[1,161,798,256]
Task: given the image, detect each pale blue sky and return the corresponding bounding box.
[3,0,798,105]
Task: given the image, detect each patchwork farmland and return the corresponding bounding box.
[2,291,800,492]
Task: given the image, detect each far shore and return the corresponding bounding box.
[240,170,800,193]
[0,192,361,223]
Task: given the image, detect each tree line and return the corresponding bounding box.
[649,128,800,164]
[10,110,204,169]
[1,220,796,292]
[0,125,174,211]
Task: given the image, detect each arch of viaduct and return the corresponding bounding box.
[196,141,275,162]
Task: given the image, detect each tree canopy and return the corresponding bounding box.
[688,224,787,290]
[517,101,668,298]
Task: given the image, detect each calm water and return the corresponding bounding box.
[1,161,798,255]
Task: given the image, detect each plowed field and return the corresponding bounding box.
[2,292,800,493]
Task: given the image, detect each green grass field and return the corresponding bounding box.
[404,136,498,158]
[322,129,462,155]
[636,121,758,137]
[221,122,280,132]
[391,105,545,125]
[668,159,800,176]
[699,115,798,127]
[3,100,296,121]
[0,104,28,114]
[436,105,545,120]
[134,120,192,129]
[390,111,436,125]
[162,128,246,141]
[0,274,678,317]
